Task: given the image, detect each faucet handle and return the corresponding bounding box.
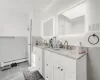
[44,40,47,45]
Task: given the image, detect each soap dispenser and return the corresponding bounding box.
[78,42,87,54]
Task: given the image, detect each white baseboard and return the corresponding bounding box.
[0,57,28,67]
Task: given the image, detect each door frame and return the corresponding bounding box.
[28,18,32,65]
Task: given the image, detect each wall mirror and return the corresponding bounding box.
[42,17,55,38]
[58,2,86,36]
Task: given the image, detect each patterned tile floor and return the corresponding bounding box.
[0,61,30,80]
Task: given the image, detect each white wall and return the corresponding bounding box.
[0,0,33,64]
[0,11,29,62]
[87,47,100,80]
[32,10,42,36]
[0,12,28,37]
[43,18,53,36]
[86,0,100,26]
[0,0,34,37]
[0,12,28,63]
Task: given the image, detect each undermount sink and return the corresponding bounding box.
[46,47,61,50]
[37,45,49,48]
[53,48,75,52]
[52,48,61,50]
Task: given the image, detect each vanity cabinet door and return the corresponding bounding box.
[60,66,66,80]
[60,66,76,80]
[67,70,76,80]
[35,54,40,69]
[31,50,35,67]
[52,52,76,73]
[34,47,42,74]
[51,51,76,80]
[45,50,52,80]
[52,62,69,80]
[51,52,66,80]
[52,63,61,80]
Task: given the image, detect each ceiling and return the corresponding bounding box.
[0,0,53,15]
[33,0,53,11]
[0,0,84,16]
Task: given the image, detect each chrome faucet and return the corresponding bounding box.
[56,40,63,48]
[64,40,69,49]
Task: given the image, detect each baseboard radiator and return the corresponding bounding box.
[0,57,28,67]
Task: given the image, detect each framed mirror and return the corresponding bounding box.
[57,2,86,36]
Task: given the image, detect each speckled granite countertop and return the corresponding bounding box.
[34,45,87,60]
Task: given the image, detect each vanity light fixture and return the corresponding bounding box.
[62,3,85,19]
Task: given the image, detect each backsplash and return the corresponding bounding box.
[42,34,85,46]
[32,36,42,46]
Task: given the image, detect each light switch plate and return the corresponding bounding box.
[88,23,100,32]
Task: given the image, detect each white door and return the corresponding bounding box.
[28,18,32,65]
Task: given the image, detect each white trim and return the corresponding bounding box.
[42,0,58,12]
[57,0,85,15]
[42,16,54,23]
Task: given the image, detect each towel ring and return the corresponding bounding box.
[88,34,99,45]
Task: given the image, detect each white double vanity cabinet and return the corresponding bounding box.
[31,1,87,80]
[32,46,87,80]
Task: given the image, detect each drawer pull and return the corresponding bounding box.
[46,76,48,78]
[46,64,48,66]
[61,69,63,71]
[58,67,60,69]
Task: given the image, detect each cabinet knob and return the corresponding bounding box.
[46,76,48,78]
[46,64,48,66]
[61,69,63,71]
[58,67,60,69]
